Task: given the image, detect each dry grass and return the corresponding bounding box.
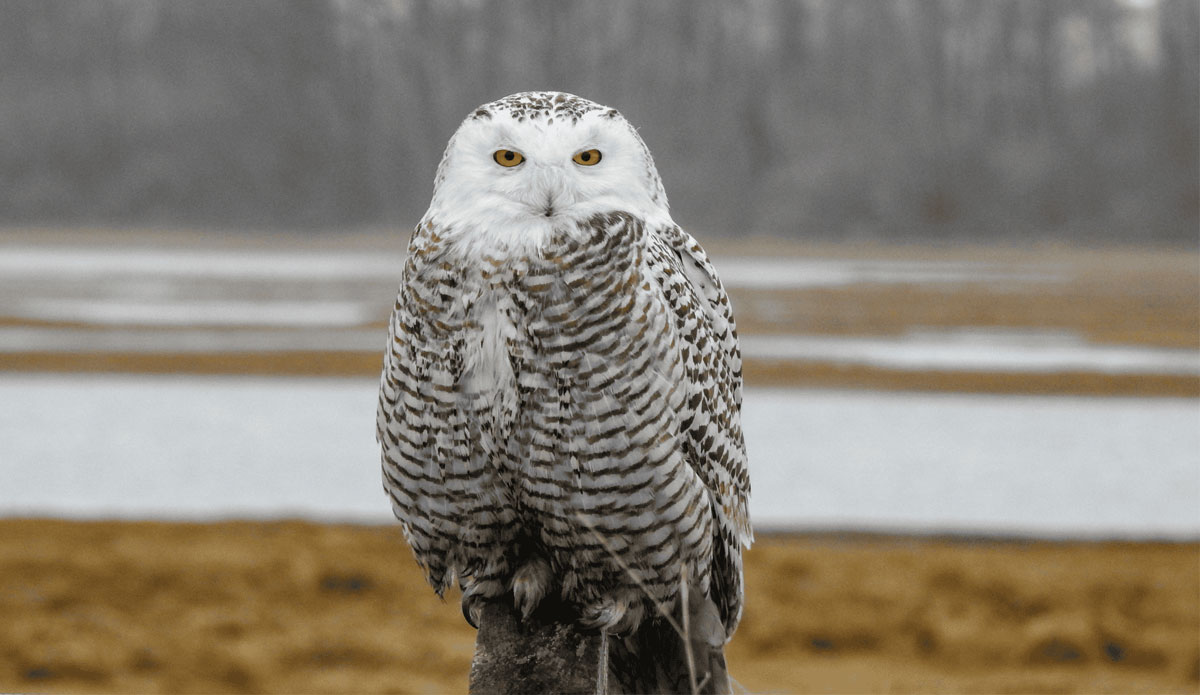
[741,361,1200,397]
[0,351,382,378]
[0,520,1196,694]
[734,534,1200,694]
[732,280,1199,349]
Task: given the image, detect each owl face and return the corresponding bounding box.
[427,92,671,250]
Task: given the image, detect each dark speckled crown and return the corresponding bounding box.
[471,91,621,125]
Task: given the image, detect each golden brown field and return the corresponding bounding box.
[1,520,1196,694]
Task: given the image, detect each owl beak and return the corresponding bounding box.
[531,163,569,218]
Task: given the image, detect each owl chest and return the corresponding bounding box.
[458,293,521,398]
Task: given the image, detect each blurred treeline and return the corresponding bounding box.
[2,0,1196,243]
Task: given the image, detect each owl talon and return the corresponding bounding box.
[511,557,553,619]
[461,594,484,629]
[580,589,645,636]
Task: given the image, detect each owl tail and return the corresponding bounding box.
[607,584,731,695]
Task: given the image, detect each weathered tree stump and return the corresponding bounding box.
[469,598,604,694]
[467,591,731,695]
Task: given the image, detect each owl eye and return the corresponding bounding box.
[572,149,602,166]
[493,149,524,167]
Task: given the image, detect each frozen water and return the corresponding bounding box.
[12,298,379,327]
[747,388,1200,537]
[741,331,1200,375]
[0,375,1195,539]
[2,326,1195,378]
[0,245,403,279]
[714,257,1066,289]
[0,245,1061,288]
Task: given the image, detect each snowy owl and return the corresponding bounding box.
[376,91,751,689]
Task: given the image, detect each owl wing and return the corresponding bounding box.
[377,222,497,596]
[652,224,752,636]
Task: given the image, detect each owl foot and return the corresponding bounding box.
[580,588,646,635]
[460,576,505,629]
[511,556,553,619]
[461,593,484,629]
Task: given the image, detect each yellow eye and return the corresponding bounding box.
[493,149,524,167]
[572,149,602,166]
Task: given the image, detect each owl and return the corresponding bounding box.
[376,91,751,689]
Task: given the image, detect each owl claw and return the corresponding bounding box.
[511,557,553,619]
[461,593,484,629]
[460,574,506,629]
[580,590,645,635]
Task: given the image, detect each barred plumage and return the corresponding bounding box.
[376,92,751,679]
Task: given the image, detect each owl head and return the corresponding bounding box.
[425,92,672,250]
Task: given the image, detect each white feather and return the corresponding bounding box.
[425,93,674,258]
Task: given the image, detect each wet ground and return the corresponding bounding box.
[1,232,1196,394]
